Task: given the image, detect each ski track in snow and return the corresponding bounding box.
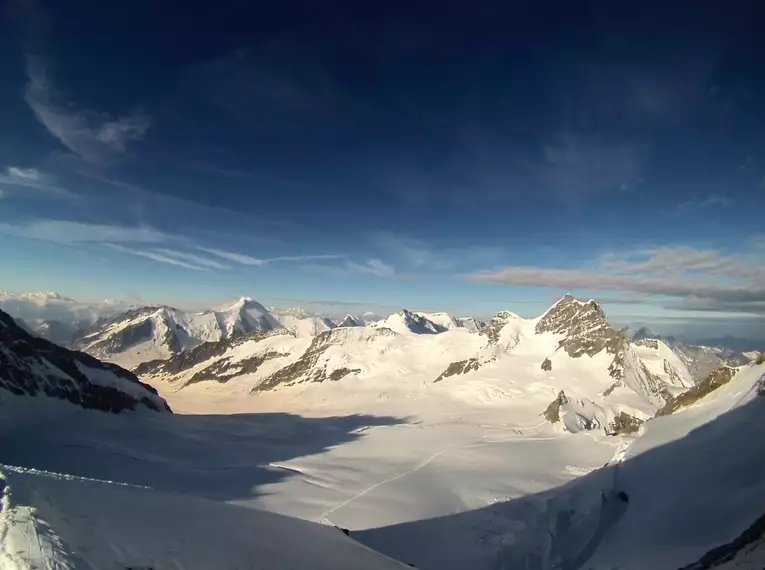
[317,441,462,525]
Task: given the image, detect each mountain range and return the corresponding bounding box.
[1,292,764,569]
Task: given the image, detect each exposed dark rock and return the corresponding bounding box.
[254,328,378,391]
[604,412,644,435]
[656,366,736,416]
[543,390,569,423]
[602,380,621,397]
[0,309,170,413]
[434,358,481,382]
[541,358,552,372]
[134,329,287,377]
[633,338,659,349]
[536,296,624,358]
[481,311,520,345]
[329,367,361,381]
[185,351,288,386]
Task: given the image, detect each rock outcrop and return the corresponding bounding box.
[0,309,170,413]
[434,358,480,382]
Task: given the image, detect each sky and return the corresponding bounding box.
[0,0,764,340]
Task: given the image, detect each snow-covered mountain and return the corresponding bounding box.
[0,308,169,413]
[2,305,763,570]
[414,312,486,332]
[76,297,281,369]
[371,309,446,334]
[136,295,720,437]
[337,314,363,327]
[621,325,757,381]
[270,307,337,338]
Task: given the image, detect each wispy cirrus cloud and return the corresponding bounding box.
[466,241,765,314]
[24,55,152,165]
[154,248,229,270]
[199,246,344,267]
[0,219,168,245]
[103,244,208,271]
[0,166,75,196]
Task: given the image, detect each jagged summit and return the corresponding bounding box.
[373,309,444,335]
[481,309,524,345]
[535,295,621,357]
[76,298,281,368]
[338,314,362,328]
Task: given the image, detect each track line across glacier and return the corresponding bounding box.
[317,441,461,525]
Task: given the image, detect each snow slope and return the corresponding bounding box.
[371,309,445,334]
[1,354,762,570]
[0,465,412,570]
[270,307,337,337]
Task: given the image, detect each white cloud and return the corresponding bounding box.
[154,248,229,270]
[200,247,344,267]
[0,219,168,245]
[347,259,395,278]
[104,244,207,271]
[466,242,765,314]
[198,247,266,266]
[24,56,152,165]
[0,166,74,196]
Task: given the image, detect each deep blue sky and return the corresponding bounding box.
[1,0,764,338]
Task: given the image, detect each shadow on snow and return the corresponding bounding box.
[356,395,765,570]
[0,401,406,503]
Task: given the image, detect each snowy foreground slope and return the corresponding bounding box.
[0,465,411,570]
[1,353,763,570]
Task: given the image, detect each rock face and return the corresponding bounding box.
[536,295,623,358]
[481,311,522,345]
[0,309,170,413]
[255,328,380,391]
[604,411,644,435]
[544,390,569,423]
[434,358,480,382]
[134,329,291,385]
[541,358,552,371]
[656,366,737,416]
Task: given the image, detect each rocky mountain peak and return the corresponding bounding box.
[535,295,623,358]
[481,310,523,345]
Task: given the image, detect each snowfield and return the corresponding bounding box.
[1,357,763,569]
[1,296,764,569]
